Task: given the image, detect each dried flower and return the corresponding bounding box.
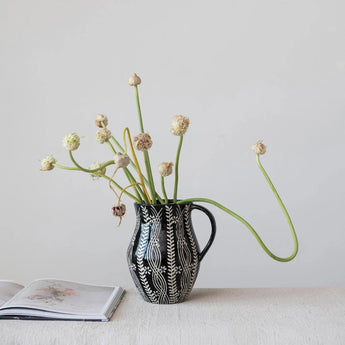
[63,133,80,151]
[40,155,56,171]
[128,73,141,86]
[96,128,112,144]
[170,115,190,136]
[252,141,267,155]
[95,114,108,128]
[158,162,173,177]
[89,162,106,179]
[114,152,130,168]
[112,203,126,217]
[133,133,152,151]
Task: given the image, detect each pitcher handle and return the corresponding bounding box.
[191,204,217,262]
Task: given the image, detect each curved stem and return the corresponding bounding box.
[100,174,140,202]
[161,176,168,204]
[108,133,163,203]
[118,182,142,205]
[52,163,80,171]
[177,156,298,262]
[178,197,298,262]
[106,140,143,202]
[173,135,183,203]
[68,152,114,173]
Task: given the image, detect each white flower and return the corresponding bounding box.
[40,155,56,171]
[95,114,108,128]
[96,128,112,144]
[63,133,80,151]
[114,152,130,168]
[128,73,141,86]
[158,162,173,177]
[170,115,190,136]
[133,133,152,151]
[89,162,106,179]
[252,141,267,155]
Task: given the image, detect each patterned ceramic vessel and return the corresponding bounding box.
[127,201,216,304]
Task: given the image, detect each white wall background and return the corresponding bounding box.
[1,0,344,288]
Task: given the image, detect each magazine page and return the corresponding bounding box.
[2,279,116,315]
[0,281,24,307]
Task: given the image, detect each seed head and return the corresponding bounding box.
[133,133,153,151]
[114,152,130,168]
[158,162,173,177]
[112,204,126,217]
[170,115,190,136]
[63,133,80,151]
[96,128,112,144]
[89,162,106,179]
[128,73,141,86]
[252,141,267,155]
[40,155,56,171]
[95,114,108,128]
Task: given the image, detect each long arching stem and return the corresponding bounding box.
[177,155,298,262]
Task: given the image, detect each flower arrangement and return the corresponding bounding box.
[41,73,298,262]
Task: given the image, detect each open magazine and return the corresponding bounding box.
[0,279,125,321]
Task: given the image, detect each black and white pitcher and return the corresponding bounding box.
[127,201,216,304]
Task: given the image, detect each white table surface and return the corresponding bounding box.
[0,287,344,345]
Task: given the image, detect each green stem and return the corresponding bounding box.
[143,151,157,204]
[109,134,163,203]
[106,140,143,203]
[52,164,80,170]
[68,152,114,173]
[52,162,139,202]
[134,86,144,132]
[133,84,156,203]
[177,156,298,262]
[173,135,183,203]
[161,176,168,204]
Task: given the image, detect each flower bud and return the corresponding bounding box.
[89,162,106,179]
[170,115,190,136]
[133,133,152,151]
[95,114,108,128]
[128,73,141,86]
[114,152,130,168]
[40,155,56,171]
[63,133,80,151]
[158,162,173,177]
[96,128,112,144]
[112,203,126,217]
[252,141,267,155]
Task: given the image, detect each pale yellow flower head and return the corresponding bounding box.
[128,73,141,86]
[63,133,80,151]
[114,152,130,168]
[158,162,173,177]
[95,114,108,128]
[170,115,190,136]
[133,133,152,151]
[96,128,112,144]
[40,155,56,171]
[89,162,106,179]
[252,141,267,155]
